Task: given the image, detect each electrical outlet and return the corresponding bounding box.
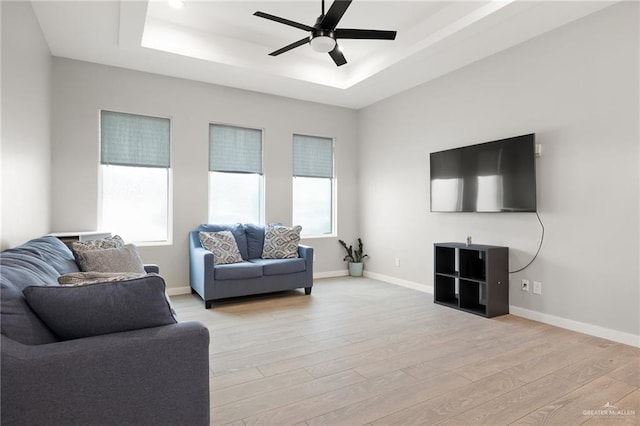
[533,281,542,295]
[521,279,530,292]
[395,258,400,267]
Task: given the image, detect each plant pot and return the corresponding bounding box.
[348,262,364,277]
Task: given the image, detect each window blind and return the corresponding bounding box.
[100,110,170,168]
[293,134,334,178]
[209,124,263,174]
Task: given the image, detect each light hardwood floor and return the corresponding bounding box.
[170,277,640,426]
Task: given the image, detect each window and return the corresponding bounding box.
[208,124,263,224]
[293,134,334,236]
[99,110,171,243]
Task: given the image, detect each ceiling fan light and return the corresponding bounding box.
[310,35,336,53]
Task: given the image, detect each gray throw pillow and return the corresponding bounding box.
[75,244,146,274]
[23,275,177,340]
[199,231,244,265]
[262,225,301,259]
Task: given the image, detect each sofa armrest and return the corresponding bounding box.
[298,244,313,260]
[189,231,215,299]
[1,322,210,426]
[298,245,314,288]
[144,263,160,274]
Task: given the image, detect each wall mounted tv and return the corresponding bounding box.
[430,133,537,212]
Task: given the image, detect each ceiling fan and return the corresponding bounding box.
[254,0,397,67]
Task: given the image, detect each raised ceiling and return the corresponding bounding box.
[31,1,617,109]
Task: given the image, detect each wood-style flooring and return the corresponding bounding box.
[170,277,640,426]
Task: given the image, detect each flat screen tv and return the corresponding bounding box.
[430,133,536,212]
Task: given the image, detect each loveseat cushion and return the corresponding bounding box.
[213,262,263,280]
[249,258,306,276]
[199,223,249,260]
[23,275,177,340]
[245,223,265,259]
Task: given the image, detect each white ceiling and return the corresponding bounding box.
[31,0,617,109]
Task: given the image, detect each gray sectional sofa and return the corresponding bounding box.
[0,236,210,426]
[189,223,314,308]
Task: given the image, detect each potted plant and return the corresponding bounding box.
[339,238,368,277]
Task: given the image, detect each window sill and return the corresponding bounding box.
[300,234,337,240]
[133,240,173,248]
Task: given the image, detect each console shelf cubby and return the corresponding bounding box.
[434,242,509,318]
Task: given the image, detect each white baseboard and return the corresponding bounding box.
[314,270,348,279]
[510,305,640,348]
[361,272,639,348]
[166,286,191,296]
[363,271,433,294]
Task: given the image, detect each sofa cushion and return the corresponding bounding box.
[249,258,306,276]
[262,225,301,259]
[23,275,177,340]
[0,237,80,345]
[198,223,249,260]
[0,276,58,345]
[214,262,263,280]
[244,223,265,259]
[199,231,243,265]
[6,236,79,276]
[0,253,62,285]
[75,244,146,274]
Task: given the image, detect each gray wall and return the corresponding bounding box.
[1,1,52,249]
[2,0,637,342]
[358,2,639,338]
[50,59,359,290]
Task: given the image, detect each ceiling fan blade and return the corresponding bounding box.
[329,47,347,66]
[320,0,352,30]
[269,37,310,56]
[254,11,314,32]
[334,29,397,40]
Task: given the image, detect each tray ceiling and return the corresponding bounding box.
[31,1,617,108]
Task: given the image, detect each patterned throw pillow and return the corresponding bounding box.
[71,235,125,253]
[58,271,145,286]
[262,225,301,259]
[199,231,244,265]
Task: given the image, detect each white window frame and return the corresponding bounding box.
[208,123,264,225]
[292,133,336,238]
[98,109,173,245]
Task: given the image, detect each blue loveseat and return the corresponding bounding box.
[0,236,210,426]
[189,223,314,308]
